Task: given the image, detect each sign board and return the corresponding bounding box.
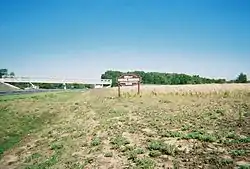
[117,74,141,97]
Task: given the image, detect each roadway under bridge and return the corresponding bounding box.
[0,77,112,89]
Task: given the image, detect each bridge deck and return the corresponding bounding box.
[0,77,112,85]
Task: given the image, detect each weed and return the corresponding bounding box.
[128,126,136,133]
[148,140,176,156]
[183,131,217,142]
[161,130,183,137]
[43,154,59,167]
[110,135,130,149]
[148,140,164,151]
[25,152,60,169]
[226,132,238,139]
[244,112,250,117]
[134,148,145,154]
[181,125,190,131]
[239,164,250,169]
[149,150,161,157]
[24,153,42,163]
[127,150,138,161]
[90,137,101,146]
[215,109,225,115]
[230,137,250,143]
[230,149,247,156]
[126,147,145,161]
[104,152,113,157]
[160,143,177,156]
[135,157,155,169]
[220,158,233,165]
[50,142,63,150]
[223,91,230,97]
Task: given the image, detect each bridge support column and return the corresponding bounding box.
[63,83,67,90]
[29,82,39,89]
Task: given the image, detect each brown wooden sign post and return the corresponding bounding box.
[117,74,141,97]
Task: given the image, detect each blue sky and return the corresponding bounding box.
[0,0,249,80]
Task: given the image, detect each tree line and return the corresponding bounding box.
[101,70,248,87]
[0,69,15,78]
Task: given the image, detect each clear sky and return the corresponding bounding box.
[0,0,249,80]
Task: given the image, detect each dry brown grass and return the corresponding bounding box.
[119,83,250,93]
[0,84,250,169]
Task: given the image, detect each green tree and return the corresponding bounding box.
[101,70,123,86]
[235,73,247,83]
[0,69,8,78]
[9,72,15,78]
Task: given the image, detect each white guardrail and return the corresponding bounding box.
[0,77,112,85]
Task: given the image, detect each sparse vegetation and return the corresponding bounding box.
[147,140,177,156]
[135,157,155,169]
[110,135,130,149]
[1,84,250,168]
[230,149,248,156]
[239,164,250,169]
[149,150,161,157]
[90,137,101,146]
[104,152,113,157]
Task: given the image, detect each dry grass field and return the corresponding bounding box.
[0,84,250,169]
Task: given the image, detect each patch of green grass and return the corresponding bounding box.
[219,158,234,165]
[125,147,145,161]
[24,153,42,163]
[127,150,138,161]
[134,148,145,154]
[147,140,176,156]
[50,142,64,151]
[160,143,177,156]
[135,157,155,169]
[160,130,183,137]
[25,152,60,169]
[229,137,250,143]
[230,149,247,156]
[90,137,101,146]
[110,135,130,149]
[226,132,238,139]
[0,108,52,157]
[147,140,163,151]
[239,164,250,169]
[181,125,191,131]
[182,131,217,142]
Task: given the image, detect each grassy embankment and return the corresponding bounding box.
[0,83,19,91]
[0,84,250,169]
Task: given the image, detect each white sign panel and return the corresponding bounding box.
[118,78,140,82]
[125,82,133,86]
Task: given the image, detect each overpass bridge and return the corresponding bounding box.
[0,77,112,89]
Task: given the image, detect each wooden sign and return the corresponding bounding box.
[117,74,141,97]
